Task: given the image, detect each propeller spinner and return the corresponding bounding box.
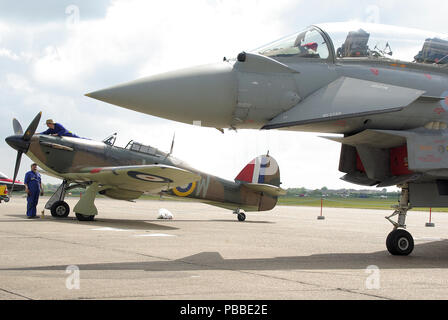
[5,112,42,194]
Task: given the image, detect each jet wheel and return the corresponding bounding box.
[386,229,414,256]
[50,201,70,218]
[75,213,95,221]
[237,212,246,222]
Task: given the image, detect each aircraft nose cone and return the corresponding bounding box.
[5,135,29,153]
[86,62,237,128]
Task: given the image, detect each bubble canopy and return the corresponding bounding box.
[255,22,448,65]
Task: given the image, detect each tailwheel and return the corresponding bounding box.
[75,213,95,221]
[237,212,246,222]
[386,229,414,256]
[234,208,246,222]
[50,201,70,218]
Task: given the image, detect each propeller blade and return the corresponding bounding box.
[23,111,42,141]
[10,151,23,194]
[13,118,23,135]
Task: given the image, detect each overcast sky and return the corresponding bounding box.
[1,0,447,190]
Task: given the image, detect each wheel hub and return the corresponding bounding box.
[55,206,66,215]
[398,237,409,251]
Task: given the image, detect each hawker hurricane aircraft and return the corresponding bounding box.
[86,22,448,255]
[5,112,284,222]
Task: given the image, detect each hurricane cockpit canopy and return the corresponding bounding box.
[255,22,448,65]
[123,140,193,169]
[125,140,168,158]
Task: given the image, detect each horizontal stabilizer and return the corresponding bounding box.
[263,77,425,129]
[242,183,286,196]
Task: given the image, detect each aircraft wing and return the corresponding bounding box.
[62,164,201,193]
[262,77,425,129]
[0,179,26,192]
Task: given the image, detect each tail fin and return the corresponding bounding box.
[235,155,281,187]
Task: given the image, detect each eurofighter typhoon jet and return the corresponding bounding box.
[86,22,448,256]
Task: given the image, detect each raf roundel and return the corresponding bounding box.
[127,171,173,183]
[173,182,197,197]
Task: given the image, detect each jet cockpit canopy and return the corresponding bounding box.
[255,21,448,65]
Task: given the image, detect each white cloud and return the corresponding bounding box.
[4,73,34,93]
[0,48,20,60]
[30,0,297,87]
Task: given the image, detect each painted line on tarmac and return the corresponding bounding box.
[414,237,444,242]
[90,227,135,232]
[134,233,176,237]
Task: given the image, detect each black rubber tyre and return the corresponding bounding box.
[50,201,70,218]
[75,213,95,221]
[237,212,246,222]
[386,229,414,256]
[3,196,10,203]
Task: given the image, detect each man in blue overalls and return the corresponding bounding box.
[24,163,44,219]
[41,119,80,138]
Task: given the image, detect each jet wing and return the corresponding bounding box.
[62,164,201,193]
[262,77,425,129]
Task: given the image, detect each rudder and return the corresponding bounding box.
[235,154,281,187]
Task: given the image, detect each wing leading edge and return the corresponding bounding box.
[60,164,201,193]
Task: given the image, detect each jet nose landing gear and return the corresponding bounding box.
[385,183,414,256]
[386,229,414,256]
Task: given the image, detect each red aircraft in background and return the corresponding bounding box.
[0,171,25,192]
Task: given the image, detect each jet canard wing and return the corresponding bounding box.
[62,164,201,193]
[262,77,425,130]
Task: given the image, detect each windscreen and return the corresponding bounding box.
[254,26,330,60]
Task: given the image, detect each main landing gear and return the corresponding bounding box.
[385,184,414,256]
[233,208,246,222]
[45,180,98,221]
[46,180,70,218]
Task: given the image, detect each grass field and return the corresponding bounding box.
[278,196,448,212]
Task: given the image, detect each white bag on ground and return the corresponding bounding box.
[157,208,173,220]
